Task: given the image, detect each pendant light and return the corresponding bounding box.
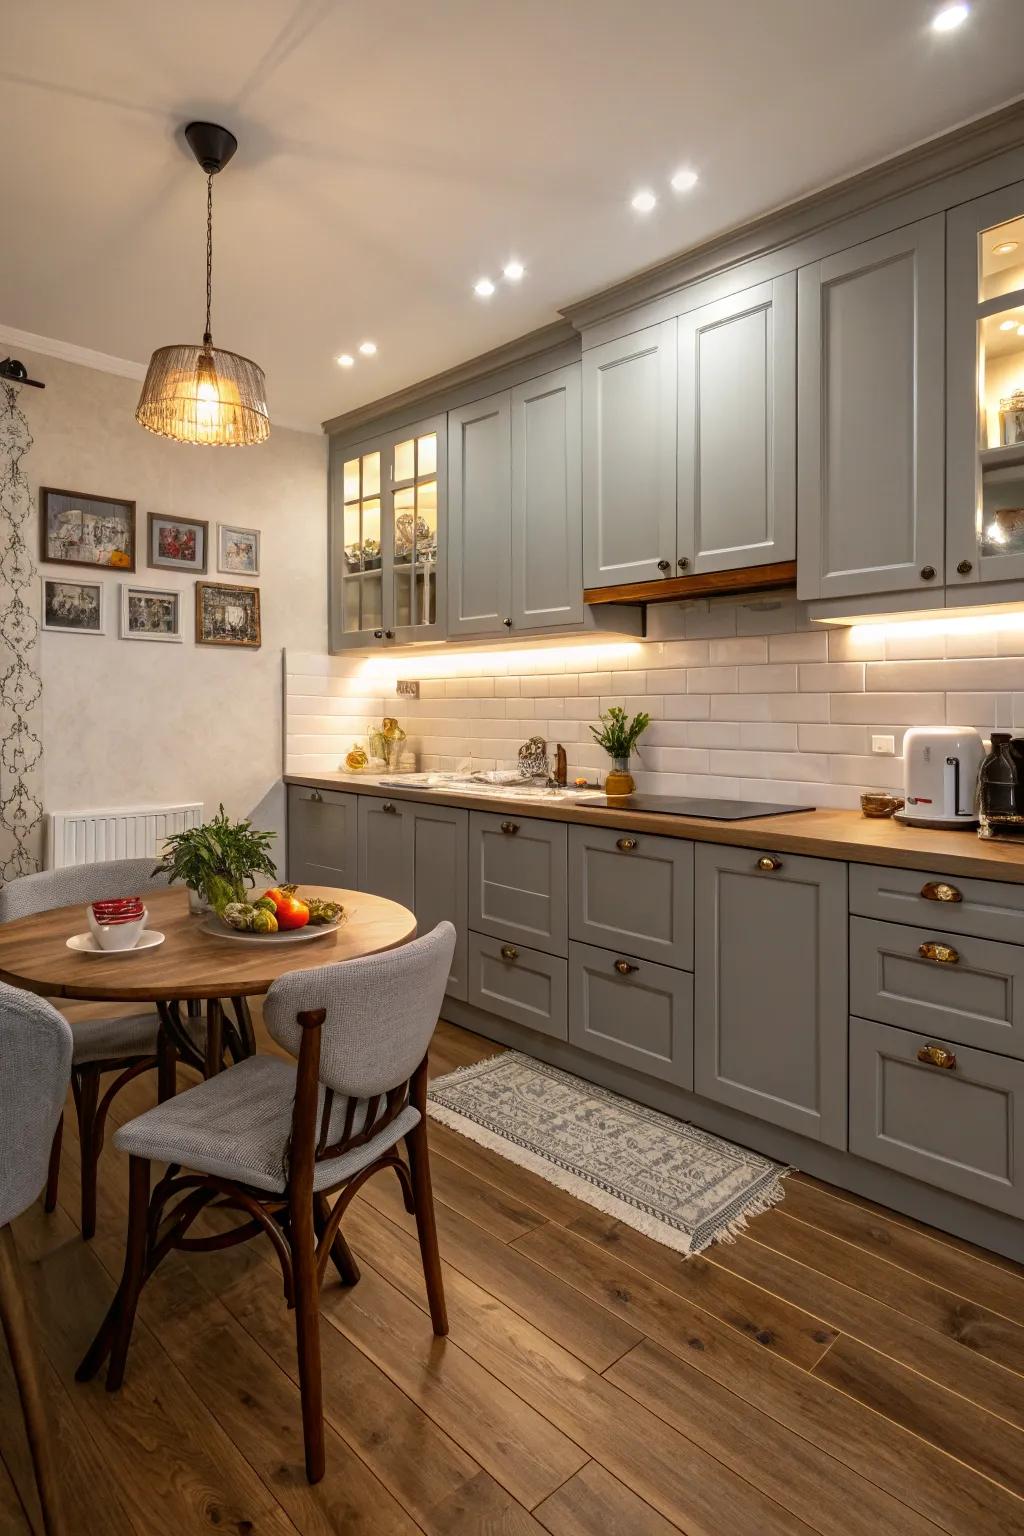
[136,122,270,447]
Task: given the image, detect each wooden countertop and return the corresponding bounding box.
[284,772,1024,885]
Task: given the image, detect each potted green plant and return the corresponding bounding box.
[589,706,650,796]
[153,804,278,914]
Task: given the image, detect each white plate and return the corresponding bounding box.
[67,930,166,957]
[199,912,347,944]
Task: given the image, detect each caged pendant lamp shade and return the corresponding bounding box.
[136,122,270,447]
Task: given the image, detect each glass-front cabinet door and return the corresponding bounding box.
[947,182,1024,589]
[330,414,446,649]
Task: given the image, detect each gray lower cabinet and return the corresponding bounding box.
[694,843,848,1147]
[569,940,693,1087]
[469,811,567,955]
[850,915,1024,1060]
[849,861,1024,945]
[468,931,567,1039]
[568,824,693,967]
[849,1016,1024,1219]
[356,797,414,908]
[448,391,512,636]
[582,319,678,589]
[287,786,358,888]
[796,215,945,603]
[677,274,796,575]
[411,804,468,1001]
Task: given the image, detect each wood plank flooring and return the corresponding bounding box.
[3,1008,1024,1536]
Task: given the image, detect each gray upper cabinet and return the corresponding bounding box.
[694,843,848,1147]
[582,319,678,589]
[447,391,512,636]
[510,364,583,630]
[796,216,946,602]
[356,797,414,909]
[287,785,358,889]
[677,275,796,575]
[411,803,468,1001]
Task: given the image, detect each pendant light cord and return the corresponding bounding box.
[203,172,214,347]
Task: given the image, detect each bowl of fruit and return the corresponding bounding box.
[204,885,346,943]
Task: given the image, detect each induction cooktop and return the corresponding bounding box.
[595,795,814,820]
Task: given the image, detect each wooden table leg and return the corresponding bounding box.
[204,998,224,1077]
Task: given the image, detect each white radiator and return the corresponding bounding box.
[47,803,204,870]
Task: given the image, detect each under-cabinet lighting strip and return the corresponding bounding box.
[359,641,642,681]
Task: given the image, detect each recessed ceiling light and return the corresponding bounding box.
[503,261,525,282]
[474,277,496,297]
[999,319,1019,332]
[358,340,377,356]
[931,3,969,30]
[336,353,355,367]
[993,240,1020,256]
[670,168,699,193]
[631,189,657,214]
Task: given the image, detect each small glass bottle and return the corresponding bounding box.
[977,733,1024,839]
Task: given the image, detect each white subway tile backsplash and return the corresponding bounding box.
[710,637,767,666]
[867,657,1024,692]
[797,723,871,755]
[736,664,798,694]
[768,631,828,663]
[663,694,712,719]
[738,722,799,752]
[708,750,829,783]
[828,692,945,725]
[689,666,737,694]
[797,662,865,692]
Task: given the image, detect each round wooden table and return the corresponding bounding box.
[0,885,417,1075]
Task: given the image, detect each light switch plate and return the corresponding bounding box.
[871,734,896,755]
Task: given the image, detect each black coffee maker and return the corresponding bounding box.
[977,733,1024,838]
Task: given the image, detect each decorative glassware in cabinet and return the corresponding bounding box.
[391,430,438,631]
[975,214,1024,559]
[340,450,383,635]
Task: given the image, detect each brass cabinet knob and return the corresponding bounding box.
[373,629,384,639]
[503,617,513,627]
[920,565,936,580]
[677,556,690,570]
[917,1043,957,1070]
[382,801,397,814]
[616,837,638,851]
[614,958,639,975]
[756,855,783,872]
[956,559,973,576]
[657,559,671,572]
[500,944,519,962]
[310,789,322,802]
[919,941,959,964]
[500,820,519,835]
[920,881,962,903]
[384,629,395,639]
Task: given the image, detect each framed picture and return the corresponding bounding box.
[195,581,261,648]
[147,513,208,573]
[217,523,260,576]
[40,487,135,571]
[120,583,183,643]
[41,576,105,635]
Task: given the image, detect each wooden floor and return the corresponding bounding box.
[3,1010,1024,1536]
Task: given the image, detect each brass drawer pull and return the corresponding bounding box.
[500,820,519,835]
[381,801,397,814]
[310,789,322,802]
[756,855,782,872]
[614,958,639,975]
[917,1043,957,1070]
[500,944,519,962]
[920,881,962,903]
[616,837,638,851]
[919,941,959,965]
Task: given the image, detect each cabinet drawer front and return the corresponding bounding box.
[470,812,567,955]
[468,932,567,1040]
[849,1016,1024,1218]
[568,824,693,967]
[288,786,359,888]
[356,797,414,908]
[569,940,693,1087]
[850,916,1024,1060]
[850,862,1024,944]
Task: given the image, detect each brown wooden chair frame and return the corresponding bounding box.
[76,1008,447,1483]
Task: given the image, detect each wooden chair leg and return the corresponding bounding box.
[75,1068,101,1241]
[313,1194,360,1287]
[290,1198,326,1483]
[0,1225,67,1536]
[405,1118,448,1336]
[156,1028,177,1104]
[43,1115,62,1214]
[104,1156,151,1392]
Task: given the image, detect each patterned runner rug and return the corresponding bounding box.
[428,1052,790,1257]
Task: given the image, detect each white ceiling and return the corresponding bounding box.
[2,0,1022,432]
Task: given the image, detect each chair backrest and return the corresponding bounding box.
[0,856,171,923]
[263,922,456,1099]
[0,983,73,1227]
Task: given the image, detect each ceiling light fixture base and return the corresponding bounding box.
[184,121,239,176]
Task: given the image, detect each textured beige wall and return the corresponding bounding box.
[17,348,326,851]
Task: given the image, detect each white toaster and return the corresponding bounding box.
[902,726,984,827]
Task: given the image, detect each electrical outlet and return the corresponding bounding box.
[871,734,896,756]
[396,679,420,698]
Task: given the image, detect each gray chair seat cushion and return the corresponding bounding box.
[113,1055,420,1194]
[70,1009,205,1066]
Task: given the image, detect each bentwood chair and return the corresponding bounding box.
[78,922,456,1484]
[0,982,73,1536]
[0,858,200,1240]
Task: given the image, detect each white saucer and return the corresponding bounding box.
[66,929,165,957]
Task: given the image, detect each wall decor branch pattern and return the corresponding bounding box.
[0,381,43,880]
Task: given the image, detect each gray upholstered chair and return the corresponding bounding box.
[78,922,456,1485]
[0,982,73,1536]
[0,857,190,1240]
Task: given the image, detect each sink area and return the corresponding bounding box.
[374,771,603,803]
